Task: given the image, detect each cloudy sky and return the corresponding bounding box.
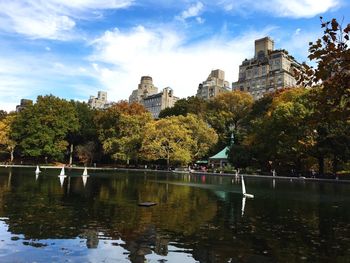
[0,0,348,111]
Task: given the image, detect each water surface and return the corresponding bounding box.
[0,167,349,263]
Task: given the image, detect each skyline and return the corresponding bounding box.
[0,0,349,112]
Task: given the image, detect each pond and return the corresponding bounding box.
[0,167,349,263]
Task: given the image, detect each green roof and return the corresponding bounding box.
[209,146,229,160]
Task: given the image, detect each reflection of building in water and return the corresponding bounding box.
[155,235,169,256]
[121,225,169,263]
[83,229,99,249]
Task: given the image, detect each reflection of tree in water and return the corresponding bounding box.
[0,169,349,262]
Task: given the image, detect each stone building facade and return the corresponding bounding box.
[196,69,230,100]
[88,91,110,109]
[129,76,178,118]
[129,76,158,103]
[142,87,178,118]
[232,37,301,99]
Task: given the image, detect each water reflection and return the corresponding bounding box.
[0,167,349,263]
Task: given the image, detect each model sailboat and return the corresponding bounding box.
[82,167,89,187]
[241,175,254,198]
[58,166,67,187]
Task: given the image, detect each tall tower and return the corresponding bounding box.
[129,76,158,103]
[255,37,274,59]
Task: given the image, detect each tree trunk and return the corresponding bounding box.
[69,144,74,166]
[318,156,324,177]
[10,148,14,163]
[332,155,338,178]
[167,152,170,170]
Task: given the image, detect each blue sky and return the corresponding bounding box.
[0,0,348,111]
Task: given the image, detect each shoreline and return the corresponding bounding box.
[0,164,349,184]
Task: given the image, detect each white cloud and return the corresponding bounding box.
[0,0,134,40]
[0,53,99,112]
[218,0,340,18]
[89,25,274,102]
[176,2,204,23]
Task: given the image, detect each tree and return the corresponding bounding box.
[206,91,253,148]
[178,114,218,159]
[296,17,350,175]
[95,101,152,165]
[0,114,17,162]
[0,110,7,121]
[158,96,207,118]
[141,117,194,167]
[76,141,96,166]
[247,88,315,173]
[141,115,218,167]
[67,101,99,165]
[11,95,79,161]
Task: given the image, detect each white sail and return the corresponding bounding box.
[241,175,254,198]
[59,175,65,187]
[35,165,41,174]
[241,175,246,195]
[82,175,88,187]
[241,196,246,216]
[60,166,65,176]
[83,167,88,176]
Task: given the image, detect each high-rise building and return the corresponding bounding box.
[196,69,230,100]
[128,76,178,118]
[142,87,179,118]
[88,91,110,109]
[232,37,302,99]
[129,76,158,103]
[16,99,33,112]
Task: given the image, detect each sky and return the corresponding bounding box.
[0,0,348,111]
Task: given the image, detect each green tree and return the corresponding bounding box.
[11,95,79,161]
[67,101,99,165]
[159,96,207,118]
[0,110,7,121]
[248,88,314,173]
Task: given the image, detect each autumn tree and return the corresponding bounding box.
[297,17,350,175]
[95,101,152,165]
[11,95,79,161]
[178,114,218,159]
[0,110,7,121]
[206,91,253,148]
[141,115,217,167]
[0,114,17,162]
[243,88,315,173]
